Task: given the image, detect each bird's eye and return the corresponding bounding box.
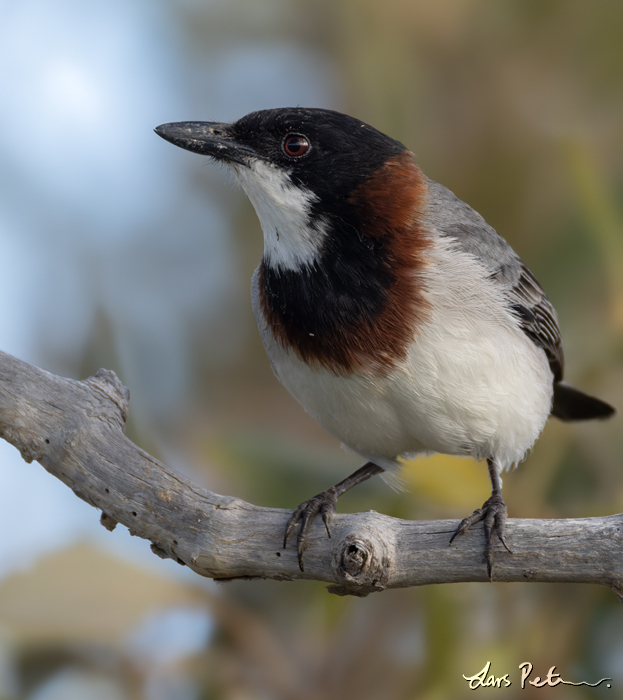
[282,133,310,158]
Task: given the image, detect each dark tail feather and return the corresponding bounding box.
[552,382,616,422]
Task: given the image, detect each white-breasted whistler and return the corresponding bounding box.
[156,108,615,579]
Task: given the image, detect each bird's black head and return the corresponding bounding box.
[231,108,406,196]
[155,107,405,201]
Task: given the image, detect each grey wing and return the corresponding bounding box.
[493,262,564,382]
[426,178,564,382]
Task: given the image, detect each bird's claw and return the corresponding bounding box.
[449,491,512,580]
[284,489,338,571]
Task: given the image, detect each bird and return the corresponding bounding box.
[155,108,615,579]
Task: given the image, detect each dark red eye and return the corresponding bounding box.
[283,133,310,157]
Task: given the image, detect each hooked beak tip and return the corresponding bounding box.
[154,121,252,165]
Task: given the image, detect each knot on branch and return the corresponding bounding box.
[83,369,130,428]
[328,527,393,597]
[100,511,118,532]
[11,437,44,464]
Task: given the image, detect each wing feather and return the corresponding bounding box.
[426,178,564,381]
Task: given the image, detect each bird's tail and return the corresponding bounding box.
[552,382,616,421]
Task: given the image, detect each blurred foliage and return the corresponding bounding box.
[1,0,622,699]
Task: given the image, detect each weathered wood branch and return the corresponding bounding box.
[0,349,621,598]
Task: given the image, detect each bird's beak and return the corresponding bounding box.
[154,121,255,165]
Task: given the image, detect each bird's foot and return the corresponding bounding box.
[282,462,383,571]
[283,488,338,571]
[449,491,512,580]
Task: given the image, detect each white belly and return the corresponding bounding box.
[250,240,553,473]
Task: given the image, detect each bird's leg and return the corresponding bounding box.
[449,457,512,580]
[284,461,383,571]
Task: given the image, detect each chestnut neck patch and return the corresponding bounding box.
[258,151,432,374]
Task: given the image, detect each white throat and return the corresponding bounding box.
[229,160,326,271]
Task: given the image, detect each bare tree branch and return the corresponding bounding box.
[0,349,621,598]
